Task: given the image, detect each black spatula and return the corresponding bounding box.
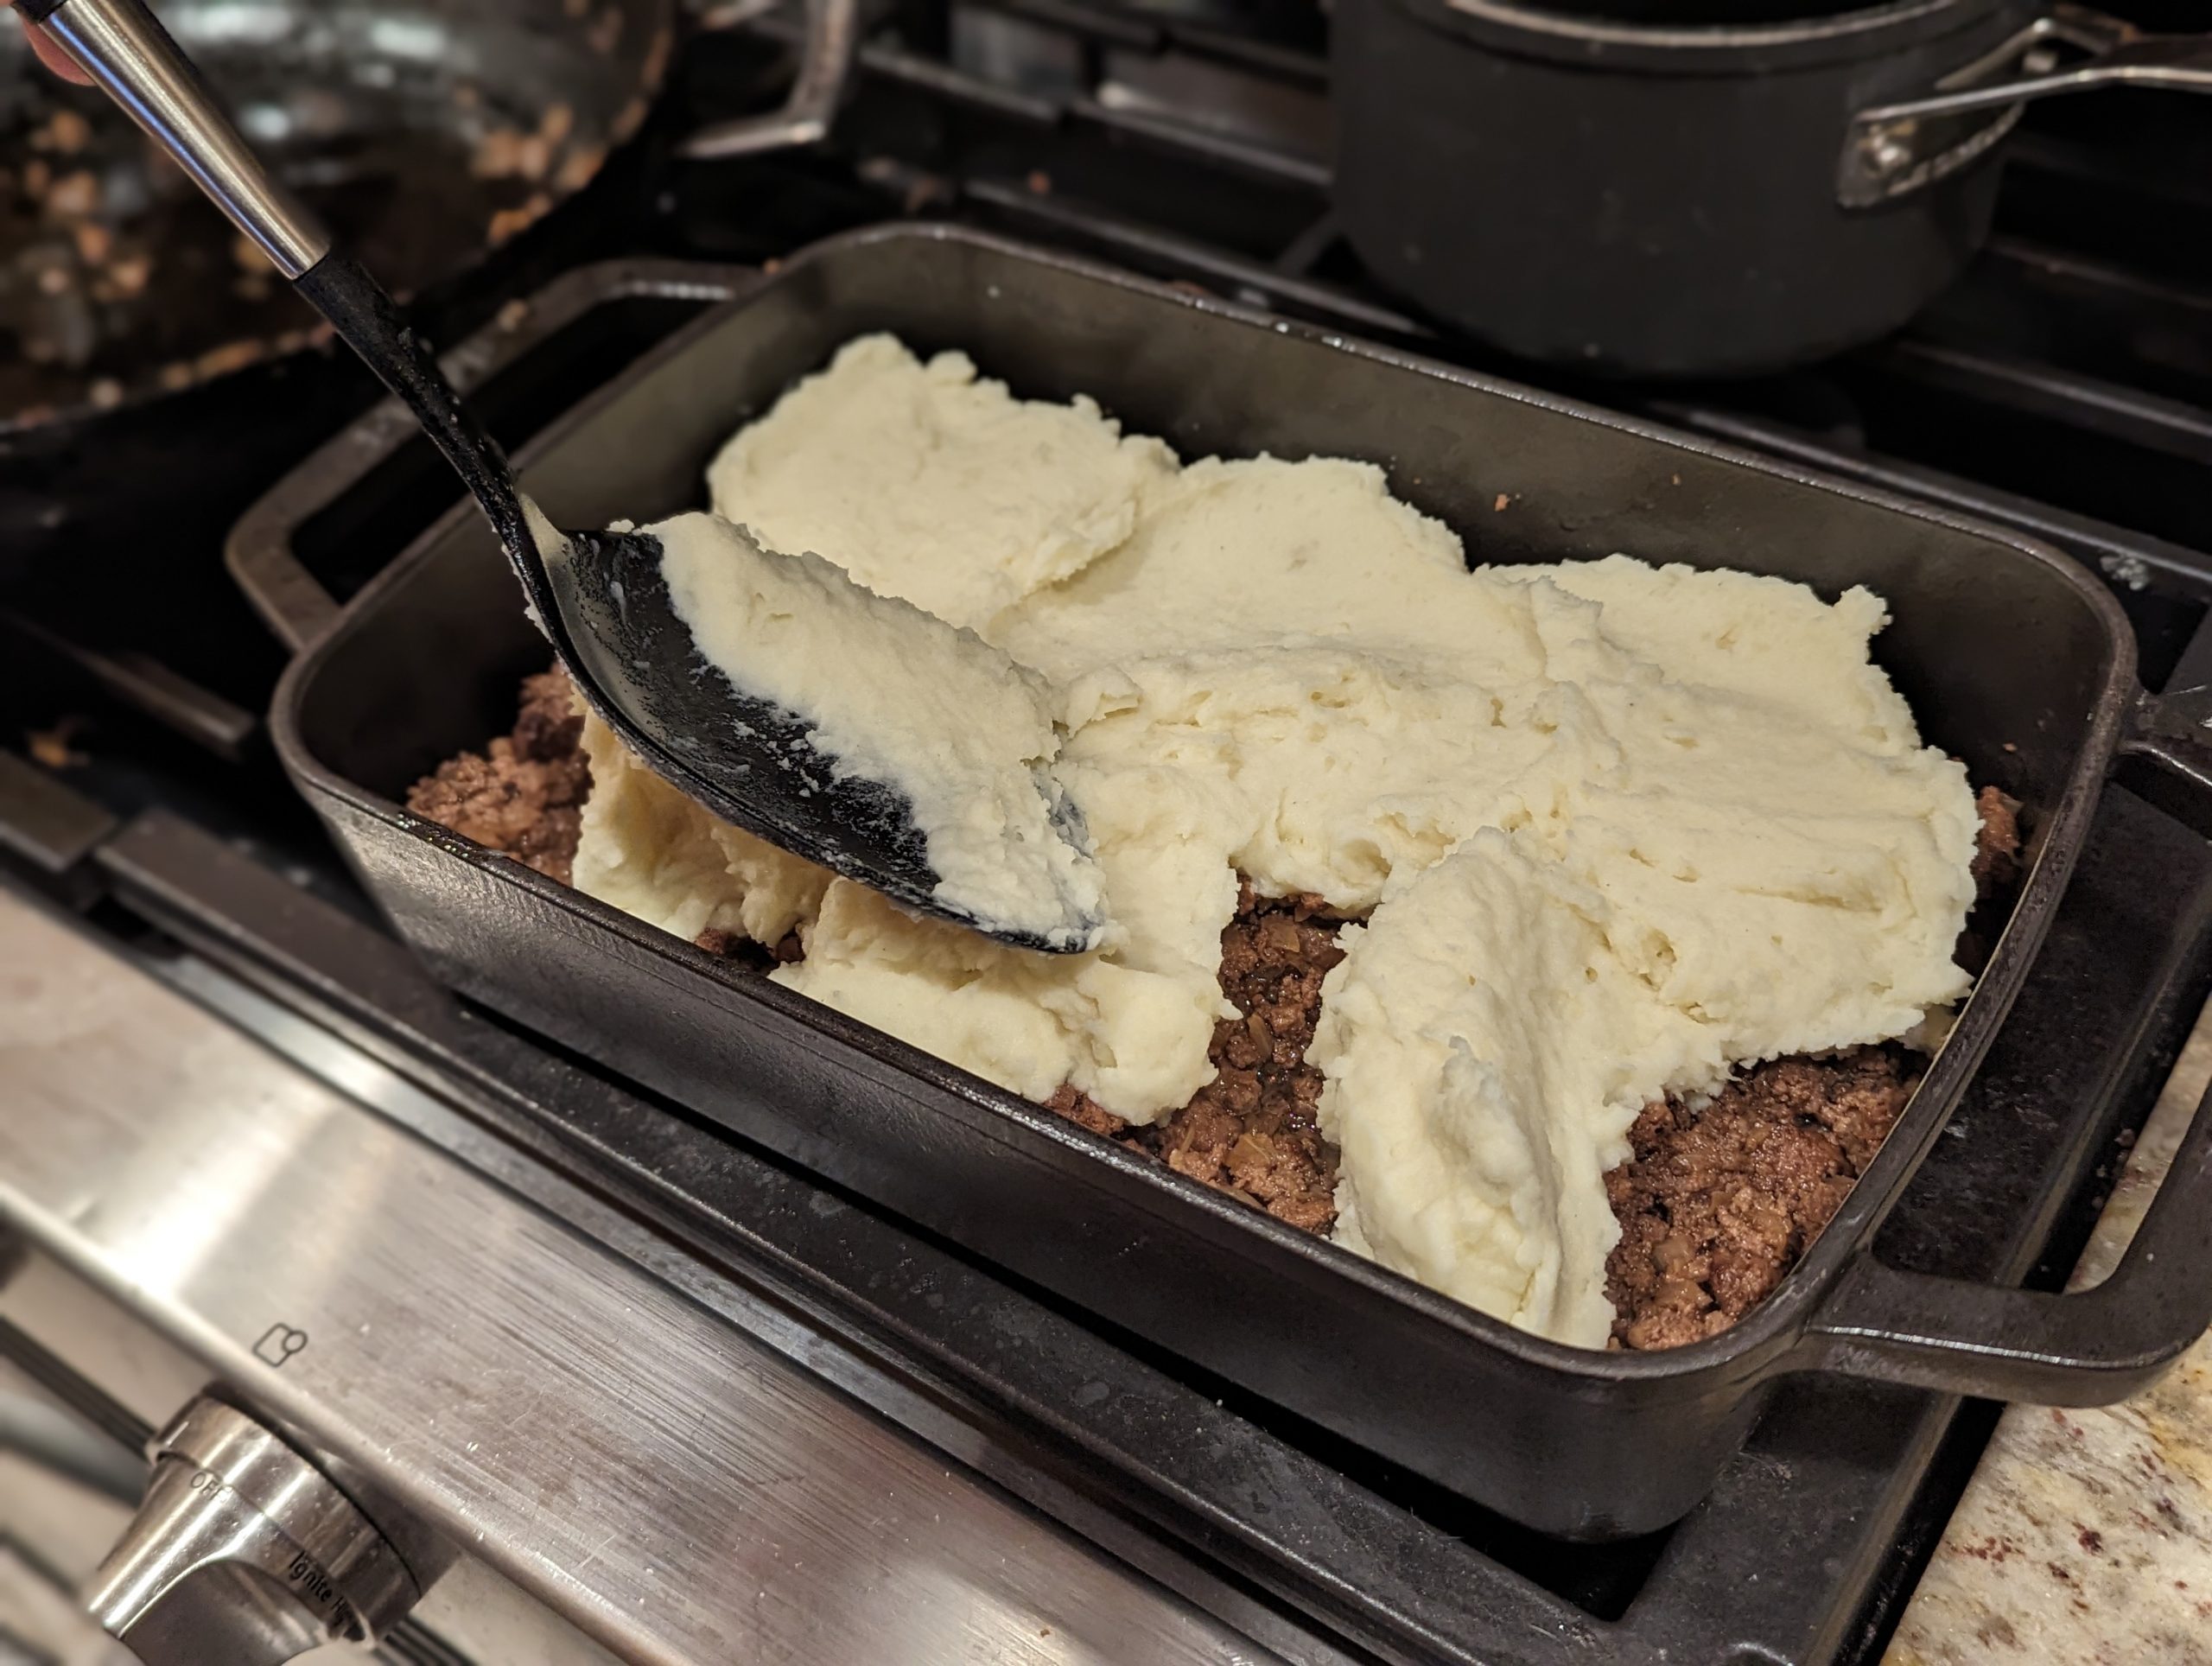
[28,0,1107,953]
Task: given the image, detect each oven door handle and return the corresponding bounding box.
[1798,684,2212,1402]
[226,260,761,653]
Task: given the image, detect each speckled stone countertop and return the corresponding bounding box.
[1886,1008,2212,1666]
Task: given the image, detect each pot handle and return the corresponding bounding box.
[225,259,760,652]
[1840,6,2212,207]
[677,0,861,159]
[1799,684,2212,1402]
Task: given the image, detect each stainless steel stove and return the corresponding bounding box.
[0,878,1274,1666]
[5,3,2212,1663]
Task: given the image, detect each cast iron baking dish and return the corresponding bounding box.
[237,228,2212,1540]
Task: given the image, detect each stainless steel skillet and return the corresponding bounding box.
[24,0,1100,949]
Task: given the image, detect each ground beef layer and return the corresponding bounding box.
[410,671,2022,1349]
[404,672,588,883]
[1603,1050,1916,1349]
[1049,884,1344,1234]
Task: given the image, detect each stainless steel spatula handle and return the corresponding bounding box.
[20,0,333,277]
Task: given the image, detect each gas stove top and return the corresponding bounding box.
[4,3,2212,1663]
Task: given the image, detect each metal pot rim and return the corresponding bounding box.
[1405,0,2031,69]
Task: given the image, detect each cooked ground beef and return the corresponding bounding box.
[1044,1083,1126,1137]
[513,667,587,766]
[410,670,2026,1348]
[1067,887,1346,1232]
[1601,1050,1917,1350]
[1039,888,1344,1231]
[404,671,589,882]
[696,925,805,963]
[1973,784,2023,901]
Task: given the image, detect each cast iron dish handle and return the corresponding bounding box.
[225,261,761,653]
[1840,5,2212,207]
[1802,684,2212,1402]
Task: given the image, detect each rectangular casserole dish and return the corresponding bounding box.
[234,229,2212,1540]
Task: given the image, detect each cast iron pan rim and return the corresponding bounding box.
[1394,0,2026,68]
[265,224,2135,1388]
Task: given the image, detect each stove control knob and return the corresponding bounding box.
[84,1398,417,1666]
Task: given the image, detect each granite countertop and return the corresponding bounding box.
[1887,1007,2212,1665]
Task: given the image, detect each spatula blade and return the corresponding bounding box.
[543,524,1108,955]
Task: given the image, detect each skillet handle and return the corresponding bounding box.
[1800,685,2212,1402]
[225,260,760,652]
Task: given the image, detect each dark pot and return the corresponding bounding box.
[1331,0,2212,376]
